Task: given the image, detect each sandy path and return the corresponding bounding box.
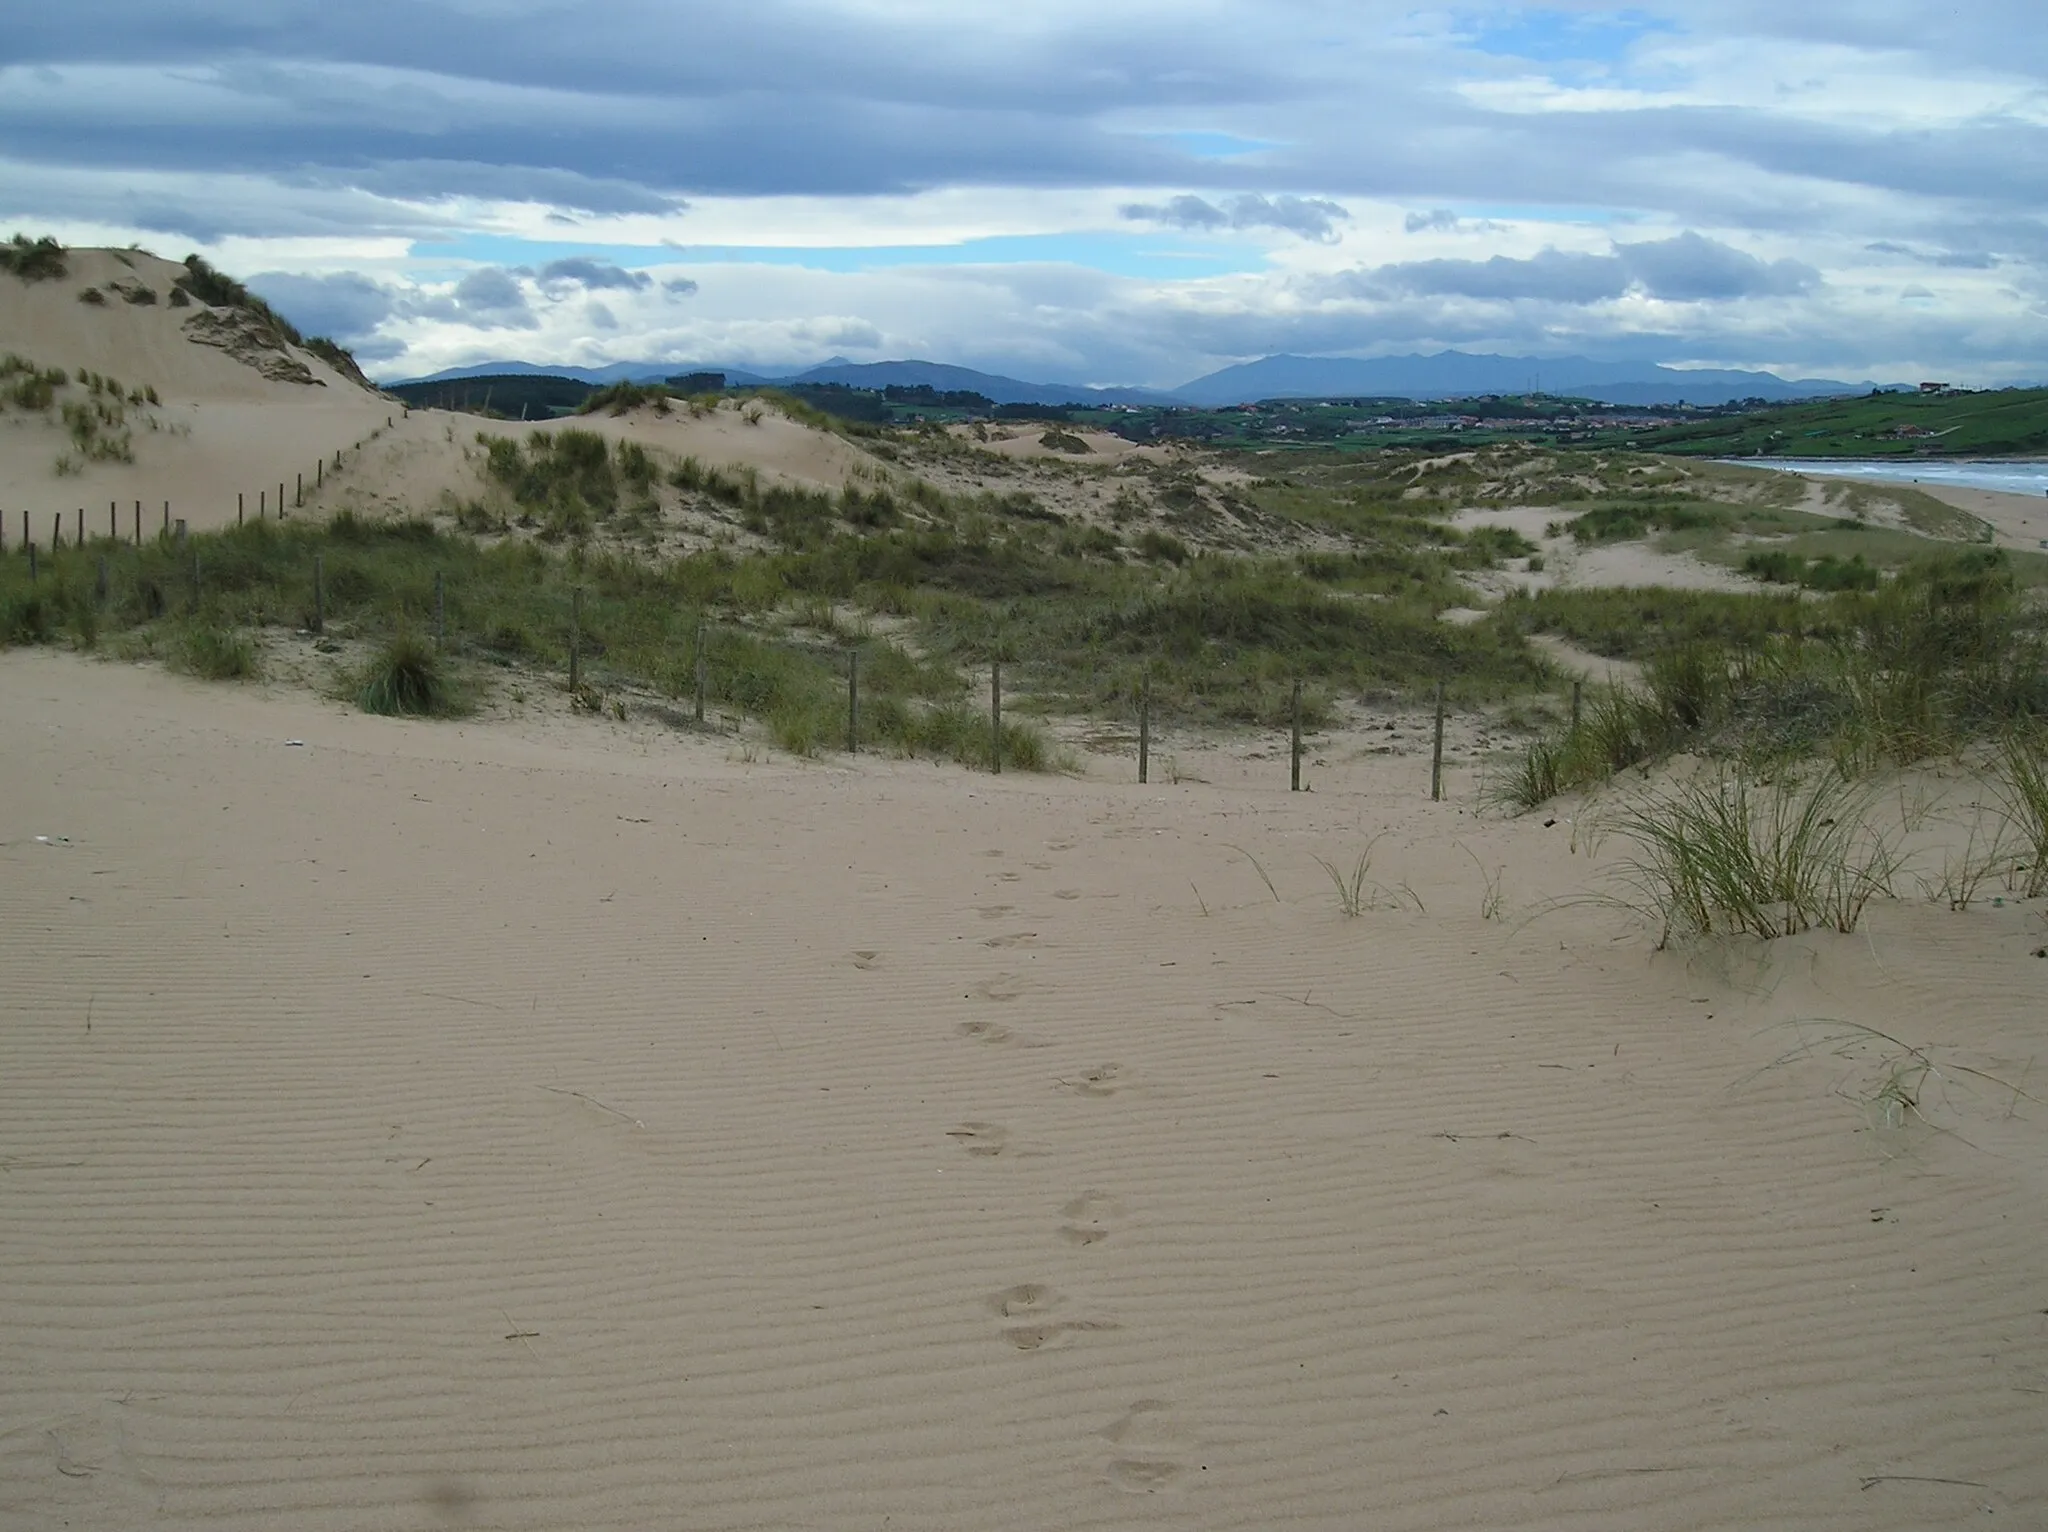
[2,653,2043,1530]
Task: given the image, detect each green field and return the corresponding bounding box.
[1617,386,2048,459]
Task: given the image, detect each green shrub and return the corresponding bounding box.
[0,234,68,282]
[577,381,671,416]
[1137,529,1189,564]
[1555,502,1719,545]
[0,588,58,645]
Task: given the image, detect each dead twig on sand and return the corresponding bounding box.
[536,1085,644,1129]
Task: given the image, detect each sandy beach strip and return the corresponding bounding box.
[2,651,2043,1530]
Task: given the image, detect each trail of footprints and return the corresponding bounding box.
[943,849,1194,1493]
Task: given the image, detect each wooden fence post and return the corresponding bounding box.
[53,511,62,551]
[161,502,169,538]
[1290,681,1303,792]
[1430,680,1448,803]
[991,662,1003,775]
[569,587,582,692]
[238,492,244,527]
[278,483,285,520]
[295,472,303,509]
[846,650,859,754]
[1138,673,1151,785]
[132,502,140,546]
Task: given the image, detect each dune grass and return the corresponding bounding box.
[1492,550,2048,810]
[1604,768,1902,947]
[0,233,68,282]
[356,632,458,716]
[0,513,1083,770]
[171,622,260,681]
[1994,733,2048,898]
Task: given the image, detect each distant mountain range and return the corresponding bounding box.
[392,351,1896,410]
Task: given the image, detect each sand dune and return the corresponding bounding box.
[956,424,1171,466]
[3,650,2042,1530]
[0,250,394,539]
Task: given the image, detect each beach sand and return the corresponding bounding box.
[3,650,2043,1530]
[1918,484,2048,552]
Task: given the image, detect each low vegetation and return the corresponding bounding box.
[0,514,1066,768]
[1493,551,2048,810]
[0,233,67,282]
[1604,768,1902,946]
[356,632,458,716]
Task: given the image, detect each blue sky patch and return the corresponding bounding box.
[1459,8,1675,67]
[1145,130,1279,161]
[411,232,1267,281]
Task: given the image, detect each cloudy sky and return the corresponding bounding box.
[5,1,2046,386]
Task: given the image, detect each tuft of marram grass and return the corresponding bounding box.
[1604,767,1901,948]
[357,632,457,716]
[1995,732,2048,898]
[171,622,260,680]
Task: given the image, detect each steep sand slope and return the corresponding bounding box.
[0,250,392,538]
[2,651,2042,1531]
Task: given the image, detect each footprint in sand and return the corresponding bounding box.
[1058,1190,1124,1247]
[981,931,1038,949]
[849,950,881,971]
[957,1019,1015,1046]
[1057,1063,1123,1099]
[1101,1399,1195,1493]
[1053,889,1083,901]
[975,904,1018,921]
[958,1019,1053,1051]
[989,1284,1117,1352]
[946,1122,1009,1158]
[972,974,1028,1003]
[1026,861,1053,871]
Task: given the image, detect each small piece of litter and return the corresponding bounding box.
[285,740,305,747]
[34,835,70,845]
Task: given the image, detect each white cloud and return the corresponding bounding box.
[2,1,2043,384]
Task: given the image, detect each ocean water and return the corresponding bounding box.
[1722,458,2048,496]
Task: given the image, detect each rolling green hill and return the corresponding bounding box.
[1621,386,2048,459]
